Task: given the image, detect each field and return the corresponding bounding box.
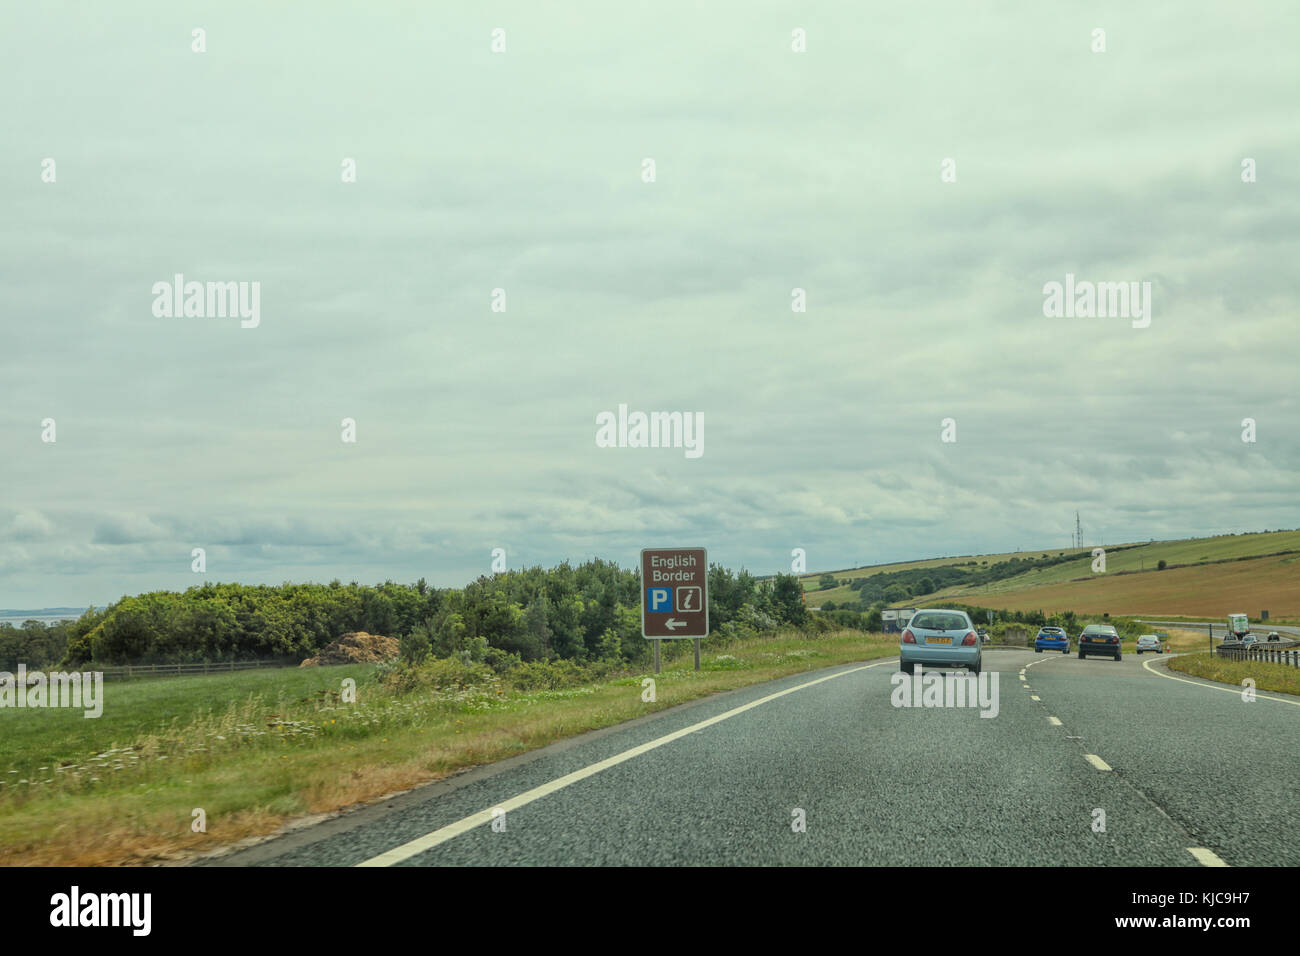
[948,553,1300,621]
[803,530,1300,613]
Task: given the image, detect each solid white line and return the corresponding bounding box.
[1188,847,1229,867]
[1141,656,1300,707]
[1085,754,1112,771]
[355,658,894,867]
[1047,716,1062,725]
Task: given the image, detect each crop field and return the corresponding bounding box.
[950,552,1300,621]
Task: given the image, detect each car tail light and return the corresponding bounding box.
[902,629,916,644]
[1110,636,1118,643]
[962,631,977,646]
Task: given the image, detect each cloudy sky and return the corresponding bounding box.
[2,3,1297,609]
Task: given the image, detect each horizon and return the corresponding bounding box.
[7,526,1296,613]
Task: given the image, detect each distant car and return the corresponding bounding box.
[1034,627,1069,654]
[1135,634,1164,655]
[1267,631,1281,642]
[1241,633,1258,648]
[1078,624,1121,660]
[899,609,982,675]
[976,628,989,643]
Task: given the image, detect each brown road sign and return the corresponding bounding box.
[641,547,708,638]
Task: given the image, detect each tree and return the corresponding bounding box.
[399,622,432,665]
[769,573,807,626]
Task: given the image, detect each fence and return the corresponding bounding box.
[1214,645,1300,667]
[95,659,296,681]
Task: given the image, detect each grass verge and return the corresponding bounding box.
[1167,650,1300,696]
[0,629,896,866]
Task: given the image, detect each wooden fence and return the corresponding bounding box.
[95,659,296,681]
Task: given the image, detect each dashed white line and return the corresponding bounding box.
[1085,754,1112,771]
[1188,847,1229,867]
[1047,716,1062,725]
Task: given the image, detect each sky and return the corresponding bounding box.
[2,2,1298,609]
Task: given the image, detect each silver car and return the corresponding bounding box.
[1135,634,1164,655]
[899,609,982,675]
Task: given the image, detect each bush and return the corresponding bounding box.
[399,624,432,665]
[379,655,495,694]
[508,659,608,691]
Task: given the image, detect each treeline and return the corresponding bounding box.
[0,620,75,670]
[53,561,817,668]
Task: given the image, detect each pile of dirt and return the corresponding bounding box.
[299,632,399,667]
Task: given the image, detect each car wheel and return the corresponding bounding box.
[1136,650,1142,655]
[1035,647,1042,653]
[900,662,914,675]
[1078,650,1085,659]
[1114,653,1121,661]
[1062,648,1069,654]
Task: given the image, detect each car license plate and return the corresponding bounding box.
[928,637,952,644]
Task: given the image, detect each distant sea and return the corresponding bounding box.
[0,608,86,626]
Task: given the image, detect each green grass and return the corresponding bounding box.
[0,664,379,783]
[1167,650,1300,696]
[0,630,896,865]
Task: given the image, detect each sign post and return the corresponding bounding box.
[641,547,709,672]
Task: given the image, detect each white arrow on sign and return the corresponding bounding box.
[665,619,687,630]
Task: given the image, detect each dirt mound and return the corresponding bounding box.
[300,631,399,667]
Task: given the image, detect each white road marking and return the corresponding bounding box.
[1047,716,1062,725]
[1142,656,1300,707]
[1085,754,1112,771]
[1188,847,1229,867]
[355,658,894,867]
[1031,695,1040,701]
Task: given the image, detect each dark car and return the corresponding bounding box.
[1078,624,1121,660]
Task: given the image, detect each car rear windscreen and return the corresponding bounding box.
[911,613,967,630]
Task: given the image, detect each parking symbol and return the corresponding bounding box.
[676,586,702,613]
[647,587,673,613]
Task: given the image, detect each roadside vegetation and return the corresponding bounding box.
[0,628,896,866]
[1167,651,1300,697]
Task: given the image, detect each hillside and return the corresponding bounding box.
[802,529,1300,621]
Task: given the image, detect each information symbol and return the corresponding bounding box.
[676,586,701,612]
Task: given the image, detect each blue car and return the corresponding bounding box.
[1034,626,1069,654]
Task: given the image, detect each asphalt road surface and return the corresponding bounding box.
[209,648,1299,867]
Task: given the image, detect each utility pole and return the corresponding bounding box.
[1075,511,1082,549]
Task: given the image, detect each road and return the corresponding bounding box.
[208,648,1300,867]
